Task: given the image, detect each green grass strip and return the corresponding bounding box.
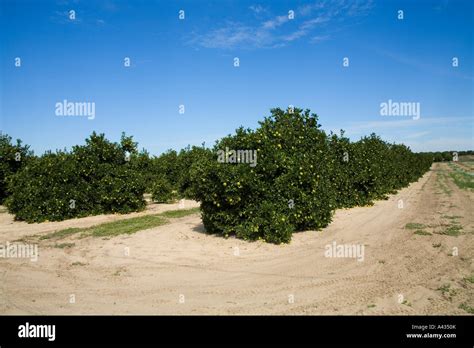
[405,222,426,230]
[40,207,200,240]
[40,228,81,240]
[414,230,431,236]
[85,214,167,237]
[449,171,474,190]
[459,303,474,314]
[441,224,463,236]
[463,274,474,284]
[160,207,200,218]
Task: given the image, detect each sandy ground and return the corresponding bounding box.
[0,163,472,315]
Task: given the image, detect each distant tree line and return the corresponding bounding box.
[418,150,474,162]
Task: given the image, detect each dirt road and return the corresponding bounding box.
[1,163,472,314]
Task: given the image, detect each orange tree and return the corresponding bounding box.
[189,108,335,244]
[5,132,146,222]
[0,133,32,203]
[189,107,433,244]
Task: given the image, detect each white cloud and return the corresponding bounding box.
[262,15,289,29]
[405,137,474,152]
[347,116,473,133]
[310,34,330,43]
[188,0,374,49]
[191,23,271,49]
[249,5,268,15]
[404,131,431,139]
[283,16,329,42]
[340,116,474,152]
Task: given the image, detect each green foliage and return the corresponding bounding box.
[5,132,146,222]
[150,150,180,191]
[189,107,433,244]
[146,146,213,198]
[2,107,435,243]
[328,132,432,208]
[151,177,174,203]
[190,108,336,244]
[421,150,474,162]
[0,133,32,203]
[175,146,213,198]
[127,150,151,179]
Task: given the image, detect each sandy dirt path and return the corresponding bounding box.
[0,163,472,314]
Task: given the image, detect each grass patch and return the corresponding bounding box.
[434,216,463,236]
[71,261,86,266]
[449,170,474,190]
[437,283,457,301]
[436,172,452,195]
[432,243,442,248]
[54,242,75,249]
[414,230,431,236]
[13,237,30,243]
[367,304,376,308]
[463,274,474,284]
[437,284,450,295]
[459,303,474,314]
[440,224,463,237]
[401,299,412,307]
[160,207,200,218]
[40,207,200,240]
[405,222,426,230]
[442,215,463,220]
[84,215,167,237]
[40,228,81,240]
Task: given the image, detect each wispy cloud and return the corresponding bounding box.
[338,116,474,151]
[262,15,290,30]
[374,49,474,81]
[347,116,473,133]
[405,137,474,152]
[189,22,270,49]
[249,5,269,16]
[51,0,117,26]
[282,16,330,42]
[50,9,84,24]
[310,34,331,43]
[404,131,431,139]
[188,0,373,49]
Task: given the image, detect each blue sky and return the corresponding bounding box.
[0,0,472,155]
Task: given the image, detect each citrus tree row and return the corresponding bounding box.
[0,131,210,222]
[186,108,432,243]
[0,108,432,242]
